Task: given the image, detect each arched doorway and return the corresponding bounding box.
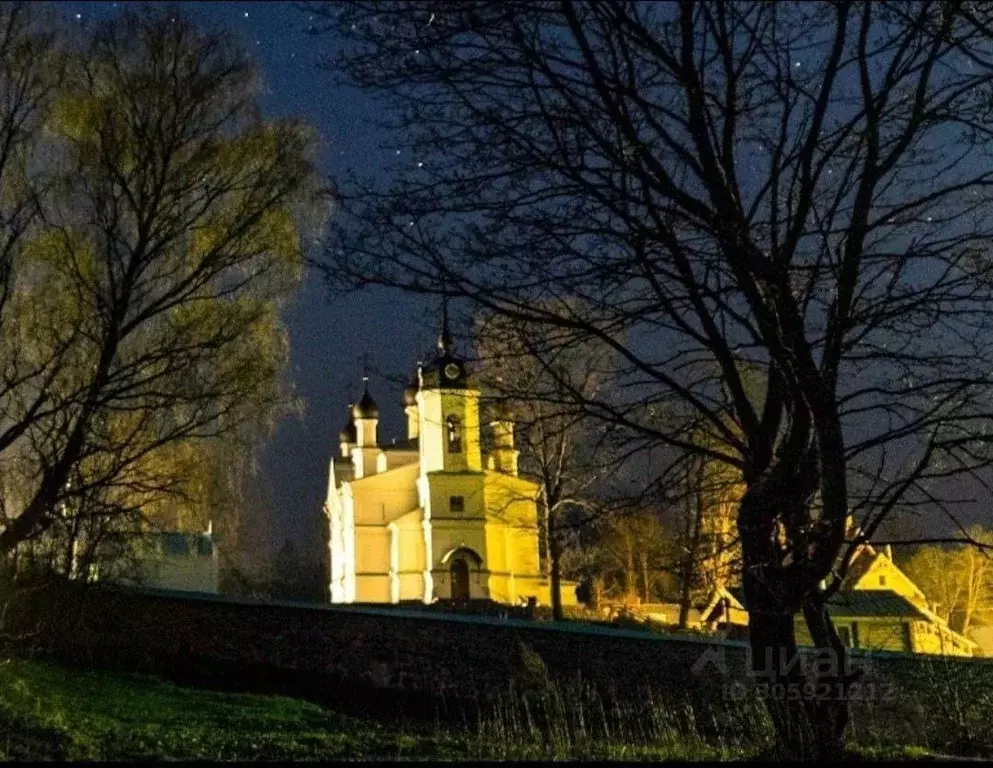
[450,558,471,601]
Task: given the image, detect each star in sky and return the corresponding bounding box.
[43,1,466,563]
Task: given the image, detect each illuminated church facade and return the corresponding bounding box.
[324,320,571,607]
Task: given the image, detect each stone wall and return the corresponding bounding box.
[33,586,739,678]
[12,583,993,751]
[14,584,745,714]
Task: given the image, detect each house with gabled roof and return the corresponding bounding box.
[701,543,978,656]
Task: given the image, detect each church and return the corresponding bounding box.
[323,318,571,607]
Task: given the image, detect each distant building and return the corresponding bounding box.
[12,515,221,596]
[324,315,576,608]
[116,524,220,595]
[702,543,978,656]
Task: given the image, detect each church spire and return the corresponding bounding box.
[419,292,467,390]
[438,292,453,354]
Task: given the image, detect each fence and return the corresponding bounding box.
[7,582,993,750]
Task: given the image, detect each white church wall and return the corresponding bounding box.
[430,520,490,567]
[394,511,426,601]
[382,448,418,472]
[483,523,510,576]
[394,518,425,573]
[485,474,543,581]
[354,573,391,602]
[418,389,483,473]
[508,524,542,580]
[483,472,541,524]
[487,573,514,604]
[354,525,391,576]
[397,572,424,601]
[425,472,486,521]
[349,463,419,526]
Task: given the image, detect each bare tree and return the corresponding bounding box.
[902,525,993,634]
[683,423,744,620]
[0,7,322,560]
[597,509,669,604]
[668,451,740,628]
[0,3,75,520]
[474,310,624,618]
[311,1,993,756]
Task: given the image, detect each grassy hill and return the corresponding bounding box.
[0,654,962,761]
[0,656,465,761]
[0,655,756,761]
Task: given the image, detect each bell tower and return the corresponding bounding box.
[417,300,482,474]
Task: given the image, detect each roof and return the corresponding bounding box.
[824,590,927,620]
[639,602,704,626]
[390,507,423,528]
[725,586,925,620]
[346,456,420,486]
[727,587,746,607]
[339,412,357,443]
[353,387,379,419]
[837,546,880,591]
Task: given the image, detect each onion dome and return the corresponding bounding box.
[338,408,357,443]
[353,385,379,419]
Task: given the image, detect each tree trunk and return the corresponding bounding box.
[625,538,637,604]
[677,548,695,630]
[678,469,704,630]
[961,554,977,636]
[0,375,112,557]
[640,551,650,604]
[549,523,563,621]
[740,490,853,759]
[592,575,604,611]
[801,599,859,760]
[744,598,810,756]
[747,586,854,759]
[65,528,78,581]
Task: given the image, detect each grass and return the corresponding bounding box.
[0,655,747,761]
[0,656,464,761]
[0,654,979,761]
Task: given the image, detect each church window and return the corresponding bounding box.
[163,533,190,556]
[450,495,465,513]
[446,415,462,453]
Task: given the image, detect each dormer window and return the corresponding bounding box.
[446,415,462,453]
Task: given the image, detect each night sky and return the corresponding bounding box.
[59,1,436,562]
[50,1,989,558]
